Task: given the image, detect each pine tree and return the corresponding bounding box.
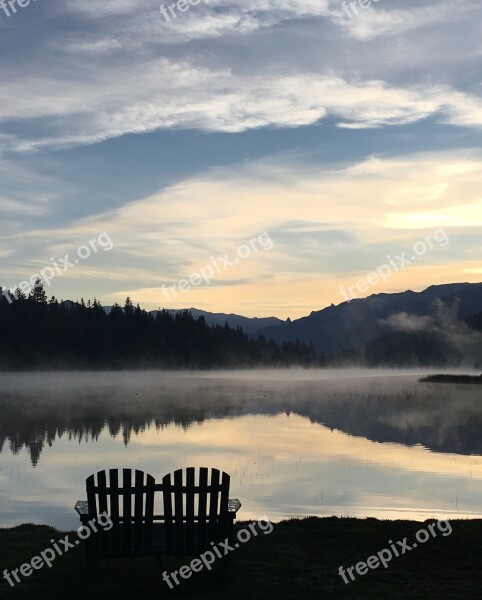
[29,279,47,304]
[124,297,134,317]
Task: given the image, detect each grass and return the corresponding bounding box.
[1,517,482,599]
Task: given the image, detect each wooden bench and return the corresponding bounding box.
[75,467,241,576]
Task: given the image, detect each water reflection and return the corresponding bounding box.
[1,370,482,466]
[1,370,482,528]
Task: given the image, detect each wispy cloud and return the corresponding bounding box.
[0,196,47,215]
[2,66,482,152]
[2,0,482,315]
[336,0,477,40]
[2,150,482,315]
[0,0,480,152]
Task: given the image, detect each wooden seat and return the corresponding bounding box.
[75,467,241,576]
[160,467,236,557]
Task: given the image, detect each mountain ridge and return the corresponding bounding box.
[254,282,482,354]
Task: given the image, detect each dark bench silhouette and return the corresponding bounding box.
[75,467,241,575]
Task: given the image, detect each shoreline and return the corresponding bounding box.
[2,517,482,598]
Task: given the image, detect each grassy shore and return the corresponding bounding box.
[1,517,482,599]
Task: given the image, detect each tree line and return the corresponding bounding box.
[0,280,317,369]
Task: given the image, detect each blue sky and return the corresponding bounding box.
[1,0,482,317]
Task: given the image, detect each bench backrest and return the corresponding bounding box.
[86,468,155,557]
[85,467,232,557]
[161,467,231,554]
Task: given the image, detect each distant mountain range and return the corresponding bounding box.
[102,306,284,335]
[255,282,482,357]
[153,308,284,335]
[97,282,482,365]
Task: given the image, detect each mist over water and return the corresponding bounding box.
[1,368,482,529]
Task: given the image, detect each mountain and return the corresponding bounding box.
[99,305,283,333]
[147,308,283,334]
[58,283,482,363]
[254,282,482,356]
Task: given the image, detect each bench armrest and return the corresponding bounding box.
[228,499,241,514]
[76,497,241,516]
[75,500,89,516]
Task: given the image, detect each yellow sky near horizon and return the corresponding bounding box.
[5,150,482,318]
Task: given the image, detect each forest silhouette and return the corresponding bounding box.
[0,280,316,370]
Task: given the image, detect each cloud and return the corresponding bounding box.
[50,37,123,55]
[0,156,72,236]
[2,149,482,315]
[51,0,334,51]
[0,196,46,216]
[57,0,477,46]
[2,0,482,318]
[2,62,482,153]
[60,0,332,23]
[0,0,480,152]
[5,149,482,251]
[337,0,476,41]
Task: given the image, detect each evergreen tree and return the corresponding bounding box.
[0,292,320,370]
[29,279,47,304]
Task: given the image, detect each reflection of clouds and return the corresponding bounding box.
[133,413,482,480]
[2,370,482,465]
[3,412,482,530]
[2,370,482,528]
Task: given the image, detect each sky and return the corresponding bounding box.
[1,0,482,318]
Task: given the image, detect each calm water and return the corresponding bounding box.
[1,369,482,530]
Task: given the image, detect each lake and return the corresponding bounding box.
[1,369,482,530]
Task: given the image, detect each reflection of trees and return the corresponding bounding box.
[1,377,482,465]
[0,388,249,466]
[1,410,106,466]
[294,395,482,456]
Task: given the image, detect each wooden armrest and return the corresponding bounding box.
[228,499,241,513]
[75,500,89,516]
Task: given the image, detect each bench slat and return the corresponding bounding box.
[144,474,155,553]
[186,467,195,554]
[197,467,208,549]
[122,469,132,554]
[109,469,120,553]
[209,469,220,542]
[97,471,109,555]
[174,469,184,552]
[133,470,144,553]
[163,471,174,552]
